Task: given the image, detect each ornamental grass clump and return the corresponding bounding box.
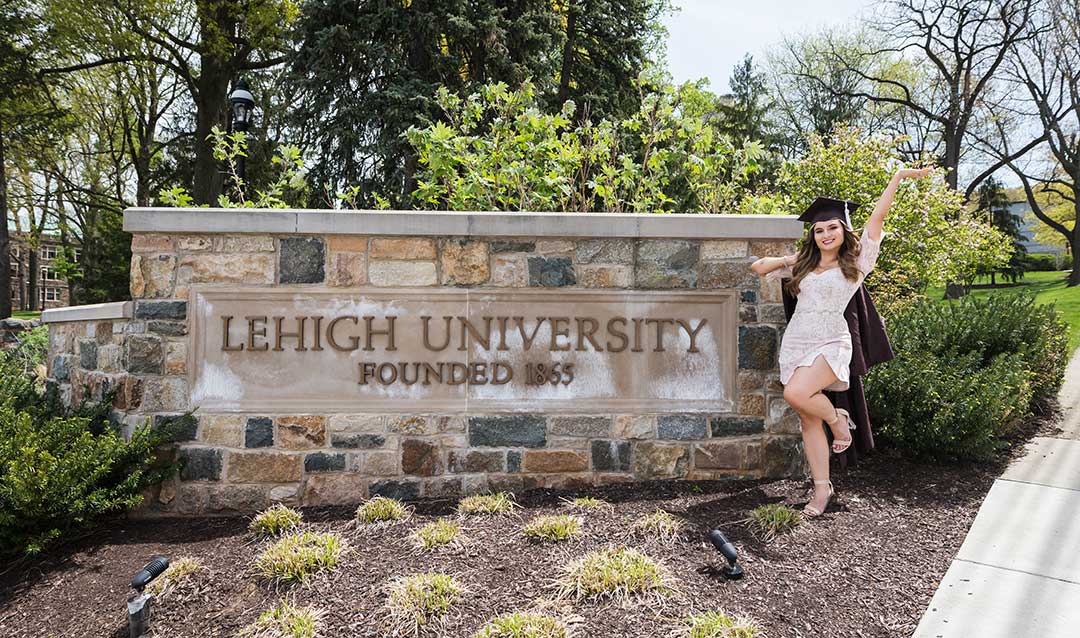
[474,611,571,638]
[679,611,760,638]
[356,496,410,524]
[413,518,463,551]
[555,546,675,604]
[147,557,205,600]
[457,492,516,516]
[747,504,801,541]
[630,509,687,543]
[238,601,326,638]
[255,532,345,585]
[562,496,608,510]
[523,515,582,543]
[383,572,465,636]
[250,504,303,537]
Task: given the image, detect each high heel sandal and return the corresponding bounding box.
[827,407,853,454]
[803,479,834,518]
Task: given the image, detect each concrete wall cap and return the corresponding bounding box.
[41,301,133,324]
[123,208,803,240]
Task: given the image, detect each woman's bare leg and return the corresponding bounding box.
[784,356,845,513]
[783,355,852,450]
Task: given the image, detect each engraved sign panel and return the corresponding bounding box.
[189,288,737,413]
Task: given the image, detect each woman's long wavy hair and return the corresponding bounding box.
[784,223,862,296]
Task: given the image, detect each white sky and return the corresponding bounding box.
[663,0,872,93]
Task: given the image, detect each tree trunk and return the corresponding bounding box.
[1070,197,1080,286]
[27,246,38,312]
[556,0,579,107]
[190,6,236,206]
[942,128,961,191]
[0,118,13,319]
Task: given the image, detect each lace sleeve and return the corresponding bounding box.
[857,228,883,275]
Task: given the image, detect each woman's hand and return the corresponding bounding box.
[895,167,933,180]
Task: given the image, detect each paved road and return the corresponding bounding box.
[912,351,1080,638]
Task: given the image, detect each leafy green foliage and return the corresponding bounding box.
[976,176,1028,284]
[0,403,182,556]
[407,79,766,214]
[867,294,1068,461]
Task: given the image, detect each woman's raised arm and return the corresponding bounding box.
[865,167,933,241]
[751,254,796,276]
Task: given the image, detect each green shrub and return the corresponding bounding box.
[887,294,1068,400]
[630,509,687,543]
[0,403,184,556]
[868,351,1033,461]
[413,518,463,550]
[1023,253,1071,272]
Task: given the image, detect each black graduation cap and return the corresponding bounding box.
[798,196,860,229]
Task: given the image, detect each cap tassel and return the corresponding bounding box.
[844,201,851,229]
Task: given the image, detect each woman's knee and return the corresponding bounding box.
[783,385,807,409]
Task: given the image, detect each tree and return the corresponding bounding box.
[288,0,670,208]
[778,126,1012,313]
[976,176,1026,284]
[45,0,298,205]
[793,0,1043,194]
[984,0,1080,285]
[1,0,68,319]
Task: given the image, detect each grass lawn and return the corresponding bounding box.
[11,311,40,320]
[927,270,1080,352]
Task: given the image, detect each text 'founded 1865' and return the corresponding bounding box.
[189,288,737,413]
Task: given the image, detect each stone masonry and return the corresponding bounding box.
[44,211,803,514]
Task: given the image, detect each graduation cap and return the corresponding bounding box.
[798,197,860,229]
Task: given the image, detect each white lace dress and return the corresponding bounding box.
[766,229,882,392]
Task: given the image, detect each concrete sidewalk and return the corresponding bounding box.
[912,352,1080,638]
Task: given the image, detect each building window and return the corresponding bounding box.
[40,246,58,260]
[43,287,61,302]
[40,267,60,281]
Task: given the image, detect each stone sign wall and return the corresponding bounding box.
[43,209,803,514]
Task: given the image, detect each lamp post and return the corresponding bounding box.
[228,78,255,184]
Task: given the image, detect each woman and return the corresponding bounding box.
[751,167,932,517]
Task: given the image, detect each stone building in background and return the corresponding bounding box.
[8,232,80,311]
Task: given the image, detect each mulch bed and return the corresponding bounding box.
[0,414,1056,638]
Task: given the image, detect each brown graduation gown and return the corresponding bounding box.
[781,283,894,466]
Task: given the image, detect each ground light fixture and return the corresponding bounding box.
[127,555,169,638]
[708,529,744,580]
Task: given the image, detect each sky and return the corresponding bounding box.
[663,0,872,93]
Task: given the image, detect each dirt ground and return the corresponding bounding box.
[0,418,1048,638]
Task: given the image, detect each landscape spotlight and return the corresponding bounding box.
[128,555,169,638]
[707,529,744,580]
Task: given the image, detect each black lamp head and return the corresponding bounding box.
[707,529,744,580]
[229,78,255,128]
[130,556,169,592]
